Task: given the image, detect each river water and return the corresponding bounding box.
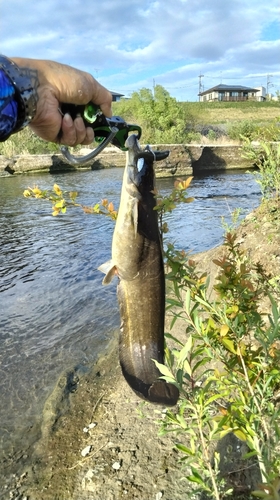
[0,167,261,484]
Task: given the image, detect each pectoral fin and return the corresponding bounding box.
[98,260,117,285]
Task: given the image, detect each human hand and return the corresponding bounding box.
[11,57,112,146]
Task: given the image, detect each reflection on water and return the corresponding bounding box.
[0,167,260,482]
[158,170,261,251]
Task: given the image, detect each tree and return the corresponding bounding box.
[113,85,188,144]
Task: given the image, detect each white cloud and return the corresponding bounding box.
[1,0,280,100]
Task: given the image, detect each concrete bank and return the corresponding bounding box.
[0,143,254,178]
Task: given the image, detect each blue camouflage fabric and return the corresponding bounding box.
[0,68,18,141]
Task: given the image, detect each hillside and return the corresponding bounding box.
[180,100,280,125]
[113,97,280,144]
[113,99,280,126]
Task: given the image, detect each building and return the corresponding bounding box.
[198,84,265,102]
[111,91,124,102]
[254,86,266,101]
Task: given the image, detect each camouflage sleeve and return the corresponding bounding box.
[0,67,18,142]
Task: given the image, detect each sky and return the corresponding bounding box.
[1,0,280,101]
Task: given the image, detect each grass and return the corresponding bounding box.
[178,101,280,125]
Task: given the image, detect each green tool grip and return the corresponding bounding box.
[83,103,100,123]
[60,102,141,150]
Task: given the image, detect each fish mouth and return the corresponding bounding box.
[125,134,170,162]
[125,133,142,154]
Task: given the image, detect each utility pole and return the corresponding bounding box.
[198,74,204,95]
[266,74,273,96]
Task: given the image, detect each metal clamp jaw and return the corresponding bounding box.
[59,103,142,165]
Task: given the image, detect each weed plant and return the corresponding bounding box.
[156,231,280,499]
[241,139,280,199]
[153,162,280,498]
[0,127,58,156]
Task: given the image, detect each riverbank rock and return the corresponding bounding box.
[0,155,17,176]
[0,143,254,177]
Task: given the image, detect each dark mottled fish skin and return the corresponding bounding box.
[99,134,179,406]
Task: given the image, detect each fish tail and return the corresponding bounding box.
[120,362,179,406]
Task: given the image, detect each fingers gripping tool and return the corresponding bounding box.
[59,103,142,165]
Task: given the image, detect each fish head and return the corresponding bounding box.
[125,134,155,195]
[125,134,169,195]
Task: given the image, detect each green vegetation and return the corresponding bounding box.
[151,149,280,499]
[156,229,280,499]
[113,88,280,144]
[0,126,58,157]
[228,120,280,142]
[241,140,280,199]
[1,85,279,157]
[179,100,280,128]
[112,85,189,144]
[23,184,119,218]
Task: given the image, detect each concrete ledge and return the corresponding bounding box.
[0,144,254,178]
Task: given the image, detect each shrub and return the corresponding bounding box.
[0,128,58,156]
[227,120,258,141]
[241,139,280,199]
[156,232,280,499]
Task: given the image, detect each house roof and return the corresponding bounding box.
[199,84,258,96]
[111,91,124,97]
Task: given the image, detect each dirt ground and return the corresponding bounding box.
[7,197,280,500]
[6,340,189,500]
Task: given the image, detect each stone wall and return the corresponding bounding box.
[0,144,254,178]
[190,145,253,173]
